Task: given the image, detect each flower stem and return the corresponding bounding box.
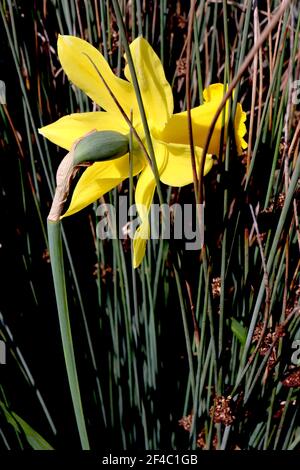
[47,220,90,450]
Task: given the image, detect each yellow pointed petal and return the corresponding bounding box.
[63,153,145,217]
[234,102,248,155]
[133,141,167,268]
[157,141,214,187]
[159,83,247,156]
[124,37,173,132]
[133,233,148,269]
[57,35,137,116]
[133,165,156,268]
[39,112,129,150]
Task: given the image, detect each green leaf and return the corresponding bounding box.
[231,318,247,345]
[11,412,54,450]
[0,401,53,450]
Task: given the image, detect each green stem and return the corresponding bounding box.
[174,258,195,401]
[47,220,90,450]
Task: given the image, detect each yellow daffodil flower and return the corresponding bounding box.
[39,35,247,267]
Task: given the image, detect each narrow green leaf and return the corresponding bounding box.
[231,318,247,346]
[0,401,53,450]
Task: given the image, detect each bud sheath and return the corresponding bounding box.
[73,131,129,165]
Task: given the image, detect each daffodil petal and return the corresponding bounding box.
[156,141,214,187]
[39,112,129,150]
[124,36,173,131]
[63,152,145,217]
[133,230,148,269]
[234,102,248,155]
[57,35,137,116]
[133,165,156,268]
[159,83,247,156]
[133,142,167,267]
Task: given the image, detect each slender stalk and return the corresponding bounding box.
[174,258,195,401]
[47,220,90,450]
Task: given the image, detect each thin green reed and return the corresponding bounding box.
[218,0,231,380]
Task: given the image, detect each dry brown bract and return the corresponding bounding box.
[209,395,235,426]
[252,323,285,370]
[282,368,300,388]
[211,277,221,298]
[178,414,192,432]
